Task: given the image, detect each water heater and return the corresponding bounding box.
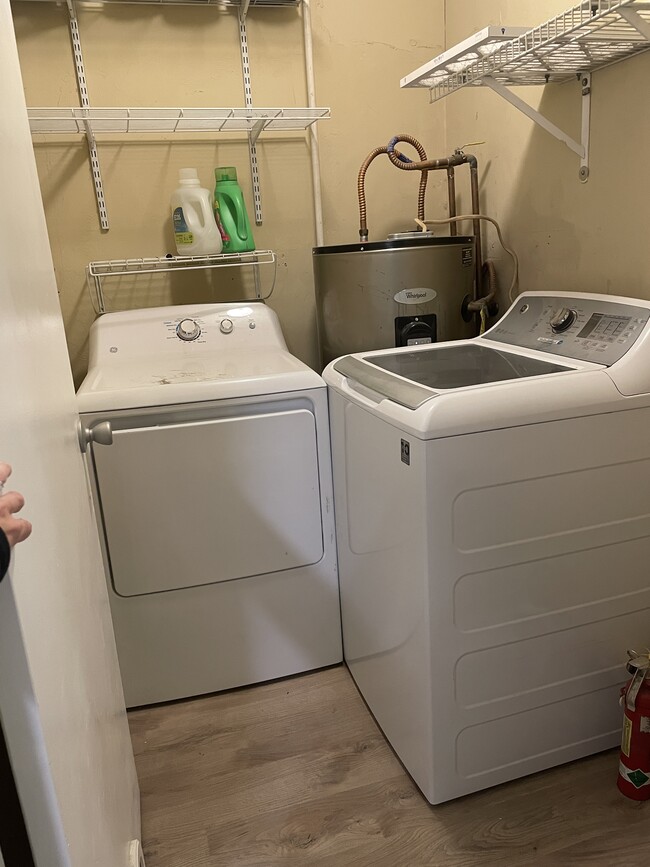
[313,233,475,367]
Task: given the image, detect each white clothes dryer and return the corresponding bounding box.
[324,291,650,804]
[78,302,341,707]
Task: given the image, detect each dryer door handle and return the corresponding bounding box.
[77,420,113,453]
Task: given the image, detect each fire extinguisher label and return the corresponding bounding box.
[622,716,633,757]
[641,717,650,734]
[619,761,650,789]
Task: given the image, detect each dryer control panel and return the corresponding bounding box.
[163,306,266,348]
[86,302,288,365]
[484,294,650,365]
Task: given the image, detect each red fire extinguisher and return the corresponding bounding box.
[618,651,650,800]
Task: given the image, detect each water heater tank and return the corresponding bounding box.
[313,234,476,366]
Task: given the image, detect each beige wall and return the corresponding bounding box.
[12,0,445,384]
[13,0,650,383]
[443,0,650,315]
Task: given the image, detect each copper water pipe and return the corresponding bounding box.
[385,142,483,298]
[447,167,457,236]
[468,158,482,294]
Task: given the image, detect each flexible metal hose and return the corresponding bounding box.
[357,135,429,242]
[357,146,389,243]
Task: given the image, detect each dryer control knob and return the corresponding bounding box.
[176,318,201,341]
[550,307,576,333]
[220,318,234,334]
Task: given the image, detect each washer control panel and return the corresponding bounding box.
[484,295,650,365]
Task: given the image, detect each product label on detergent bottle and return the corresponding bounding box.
[213,199,230,244]
[173,207,193,246]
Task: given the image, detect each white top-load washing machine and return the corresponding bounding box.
[78,302,341,707]
[324,291,650,804]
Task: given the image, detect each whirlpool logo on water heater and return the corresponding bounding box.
[394,287,437,305]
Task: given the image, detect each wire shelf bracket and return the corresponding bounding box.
[401,1,650,182]
[483,72,592,180]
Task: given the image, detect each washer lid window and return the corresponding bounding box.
[368,344,572,389]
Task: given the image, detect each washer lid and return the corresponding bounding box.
[334,344,575,410]
[78,348,324,412]
[372,342,572,384]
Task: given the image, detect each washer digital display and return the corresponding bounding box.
[577,313,632,340]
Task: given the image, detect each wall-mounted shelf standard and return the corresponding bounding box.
[401,0,650,181]
[28,107,329,139]
[87,250,277,313]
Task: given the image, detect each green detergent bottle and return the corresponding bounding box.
[214,167,255,253]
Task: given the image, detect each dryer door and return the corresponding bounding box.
[92,409,324,596]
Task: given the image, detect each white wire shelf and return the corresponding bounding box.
[402,26,530,89]
[87,251,277,314]
[401,0,650,99]
[28,107,330,138]
[88,250,275,277]
[400,0,650,181]
[20,0,301,8]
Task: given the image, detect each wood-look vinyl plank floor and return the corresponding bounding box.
[128,665,649,867]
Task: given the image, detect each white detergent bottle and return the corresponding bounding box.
[171,168,223,256]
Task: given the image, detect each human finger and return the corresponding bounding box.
[0,463,12,486]
[0,491,26,516]
[4,517,32,546]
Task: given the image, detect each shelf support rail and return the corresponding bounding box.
[238,10,263,225]
[482,73,592,181]
[65,0,109,229]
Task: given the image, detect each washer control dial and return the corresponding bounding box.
[550,307,576,333]
[220,318,234,335]
[176,318,201,341]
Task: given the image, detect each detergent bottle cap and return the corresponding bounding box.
[178,168,200,185]
[215,166,238,183]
